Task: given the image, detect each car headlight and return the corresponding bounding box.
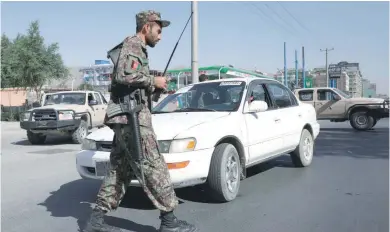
[158,138,197,153]
[58,110,74,120]
[22,112,31,121]
[82,139,97,150]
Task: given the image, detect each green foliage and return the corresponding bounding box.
[1,20,68,93]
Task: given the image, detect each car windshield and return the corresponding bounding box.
[152,81,246,113]
[44,92,86,105]
[333,88,351,99]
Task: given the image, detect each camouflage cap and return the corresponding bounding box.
[136,10,171,28]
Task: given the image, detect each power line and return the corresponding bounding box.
[276,1,311,33]
[248,2,296,37]
[264,3,299,33]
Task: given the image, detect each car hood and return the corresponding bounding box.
[28,104,87,113]
[86,112,231,142]
[87,126,114,141]
[347,97,384,104]
[152,112,230,140]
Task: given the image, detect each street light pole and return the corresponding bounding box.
[320,47,334,87]
[191,1,199,84]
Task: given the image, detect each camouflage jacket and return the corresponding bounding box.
[104,35,156,125]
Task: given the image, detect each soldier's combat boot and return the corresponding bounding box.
[158,211,199,232]
[83,208,123,232]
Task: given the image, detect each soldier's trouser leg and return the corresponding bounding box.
[83,132,130,232]
[95,132,133,212]
[116,124,179,212]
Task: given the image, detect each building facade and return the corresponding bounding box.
[362,78,377,98]
[328,61,363,97]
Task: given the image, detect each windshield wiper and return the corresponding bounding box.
[173,107,217,112]
[152,111,170,114]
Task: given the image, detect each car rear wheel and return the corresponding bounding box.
[207,143,241,202]
[27,131,46,145]
[290,129,314,167]
[349,111,375,131]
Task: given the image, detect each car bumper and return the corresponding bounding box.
[378,107,389,118]
[20,119,81,131]
[76,147,214,188]
[312,121,320,139]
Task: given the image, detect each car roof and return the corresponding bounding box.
[295,87,335,91]
[193,77,278,85]
[45,90,95,95]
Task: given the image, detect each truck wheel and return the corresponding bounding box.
[349,111,374,131]
[371,118,378,128]
[207,143,241,202]
[71,120,88,144]
[290,129,314,167]
[27,131,46,145]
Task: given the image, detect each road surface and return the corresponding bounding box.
[2,119,389,232]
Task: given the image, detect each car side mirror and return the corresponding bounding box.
[244,100,268,113]
[89,100,98,105]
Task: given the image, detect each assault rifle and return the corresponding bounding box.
[106,43,146,186]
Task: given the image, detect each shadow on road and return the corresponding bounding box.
[176,155,295,204]
[12,136,75,146]
[38,179,166,232]
[315,128,389,159]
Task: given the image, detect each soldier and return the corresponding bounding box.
[198,74,208,82]
[83,10,198,232]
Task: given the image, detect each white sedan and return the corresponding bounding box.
[76,77,320,202]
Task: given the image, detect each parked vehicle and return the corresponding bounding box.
[294,87,389,131]
[20,90,108,144]
[76,77,320,202]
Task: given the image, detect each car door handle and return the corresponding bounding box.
[298,113,302,117]
[274,118,281,122]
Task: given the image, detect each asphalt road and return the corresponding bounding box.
[2,119,389,232]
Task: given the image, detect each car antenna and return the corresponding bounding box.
[150,12,193,106]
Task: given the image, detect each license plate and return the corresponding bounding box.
[95,161,111,177]
[37,121,48,127]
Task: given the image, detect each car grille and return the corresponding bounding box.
[33,109,57,121]
[96,141,113,152]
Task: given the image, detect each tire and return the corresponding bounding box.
[371,118,378,128]
[349,111,375,131]
[71,120,88,144]
[207,143,241,202]
[290,129,314,168]
[27,131,46,145]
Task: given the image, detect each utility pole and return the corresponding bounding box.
[320,47,334,87]
[302,46,305,88]
[191,1,199,84]
[284,42,287,86]
[295,50,298,88]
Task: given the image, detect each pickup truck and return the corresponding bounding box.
[20,90,108,144]
[294,87,389,131]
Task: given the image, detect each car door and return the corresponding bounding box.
[93,92,106,125]
[265,81,302,151]
[314,89,346,119]
[297,89,315,107]
[243,80,284,164]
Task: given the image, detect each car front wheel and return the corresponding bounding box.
[290,129,314,167]
[349,111,375,131]
[207,143,241,202]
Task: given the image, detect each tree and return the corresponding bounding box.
[1,20,69,100]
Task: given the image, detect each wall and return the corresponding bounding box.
[0,88,28,107]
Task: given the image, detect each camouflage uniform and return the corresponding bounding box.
[83,10,198,232]
[97,12,178,213]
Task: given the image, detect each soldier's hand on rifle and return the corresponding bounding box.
[154,76,168,89]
